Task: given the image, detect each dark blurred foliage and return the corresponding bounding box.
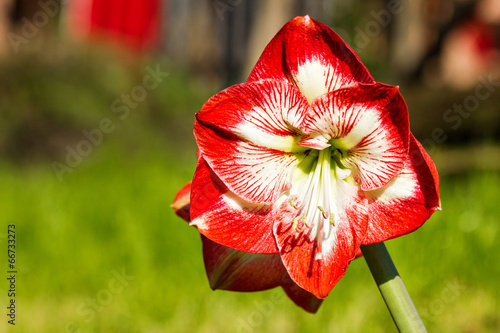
[0,43,216,164]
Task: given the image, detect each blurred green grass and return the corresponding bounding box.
[0,50,499,332]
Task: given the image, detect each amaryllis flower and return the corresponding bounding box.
[172,15,440,305]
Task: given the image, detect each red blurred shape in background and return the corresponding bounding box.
[68,0,160,53]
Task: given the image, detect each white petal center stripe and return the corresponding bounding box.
[222,192,266,211]
[233,82,309,152]
[341,108,404,190]
[292,59,361,104]
[244,87,305,130]
[292,60,337,103]
[333,108,380,150]
[236,121,305,153]
[365,168,417,202]
[218,142,299,204]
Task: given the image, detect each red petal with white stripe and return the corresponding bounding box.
[273,180,368,298]
[300,83,410,191]
[196,80,309,152]
[190,158,279,254]
[194,80,312,204]
[194,118,300,205]
[247,16,374,102]
[363,135,441,244]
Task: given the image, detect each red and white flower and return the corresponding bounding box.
[172,15,440,305]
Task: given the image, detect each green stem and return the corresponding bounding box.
[360,242,427,333]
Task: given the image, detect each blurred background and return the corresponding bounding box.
[0,0,499,332]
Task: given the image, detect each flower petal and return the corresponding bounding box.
[201,235,324,313]
[201,235,284,291]
[273,179,368,298]
[196,80,309,153]
[190,158,279,254]
[194,118,301,205]
[247,16,374,102]
[280,277,324,313]
[362,135,441,244]
[300,83,410,191]
[171,181,192,222]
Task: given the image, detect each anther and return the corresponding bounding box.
[330,216,335,227]
[318,206,329,219]
[292,216,300,231]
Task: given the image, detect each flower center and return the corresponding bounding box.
[289,146,352,257]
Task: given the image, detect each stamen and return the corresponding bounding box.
[296,223,305,233]
[296,215,308,233]
[316,222,323,259]
[289,146,340,246]
[302,215,309,228]
[317,206,329,219]
[292,216,300,231]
